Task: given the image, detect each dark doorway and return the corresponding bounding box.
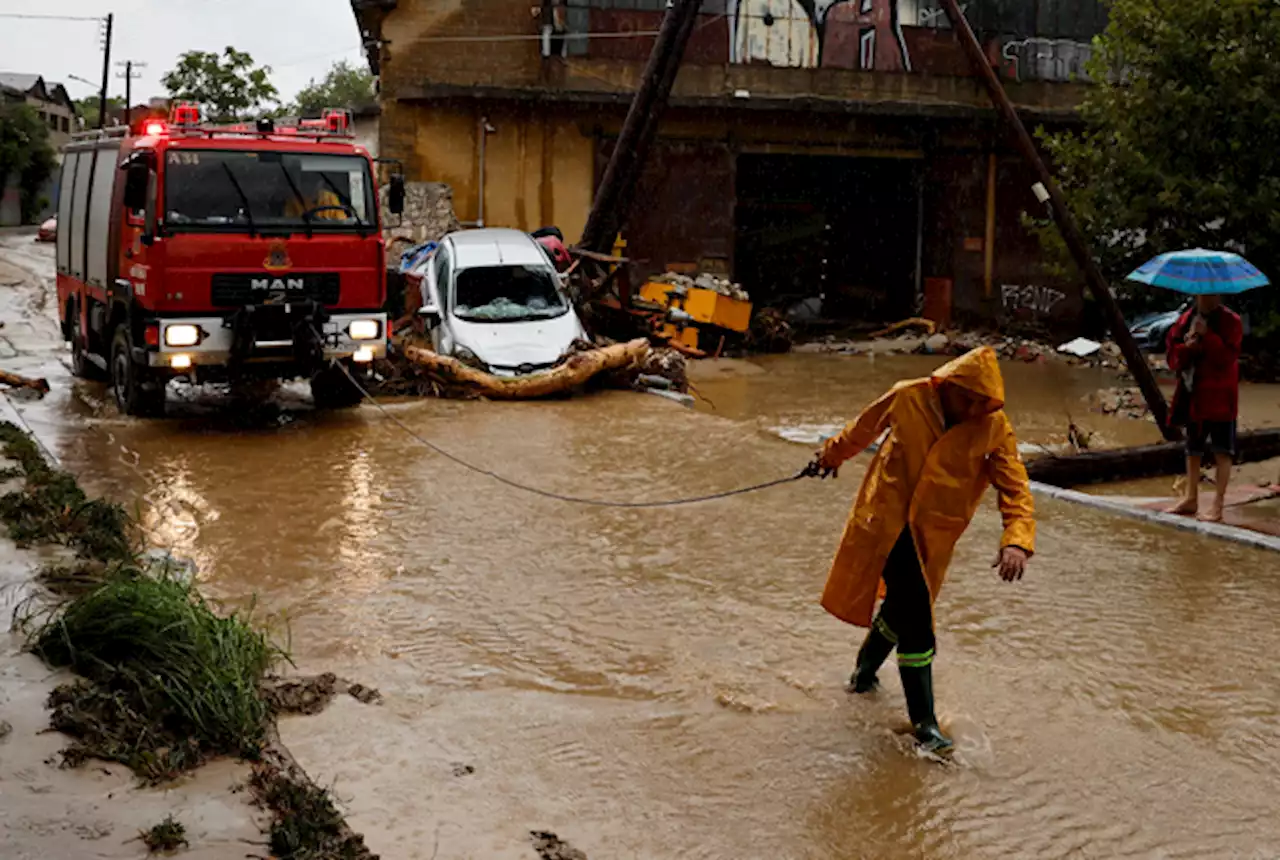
[734,154,921,321]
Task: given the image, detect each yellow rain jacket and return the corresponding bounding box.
[818,346,1036,628]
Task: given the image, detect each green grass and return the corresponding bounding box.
[140,815,188,854]
[0,422,134,562]
[250,763,376,860]
[27,569,284,781]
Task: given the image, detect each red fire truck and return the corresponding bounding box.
[54,105,404,415]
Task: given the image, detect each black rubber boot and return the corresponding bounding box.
[898,663,954,756]
[848,623,895,693]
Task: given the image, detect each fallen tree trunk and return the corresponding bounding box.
[1026,428,1280,487]
[0,369,49,395]
[401,339,650,400]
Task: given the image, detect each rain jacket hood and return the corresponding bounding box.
[931,346,1005,410]
[817,347,1035,628]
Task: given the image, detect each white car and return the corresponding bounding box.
[419,228,585,375]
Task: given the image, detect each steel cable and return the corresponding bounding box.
[330,354,810,508]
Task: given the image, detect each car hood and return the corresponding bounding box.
[450,311,584,371]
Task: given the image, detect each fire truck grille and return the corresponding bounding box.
[210,273,341,307]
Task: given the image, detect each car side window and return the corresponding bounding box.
[433,246,451,312]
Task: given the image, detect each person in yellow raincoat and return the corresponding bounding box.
[811,345,1036,755]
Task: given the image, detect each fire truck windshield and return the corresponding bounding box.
[163,150,375,232]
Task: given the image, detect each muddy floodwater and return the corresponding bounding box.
[4,236,1280,858]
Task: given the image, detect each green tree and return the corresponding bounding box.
[291,60,375,116]
[161,47,278,122]
[0,104,57,223]
[73,96,125,130]
[1040,0,1280,325]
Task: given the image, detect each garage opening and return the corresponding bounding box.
[734,154,922,323]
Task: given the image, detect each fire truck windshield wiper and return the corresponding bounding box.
[220,162,257,237]
[276,162,313,238]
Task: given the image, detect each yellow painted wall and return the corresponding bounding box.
[389,102,595,245]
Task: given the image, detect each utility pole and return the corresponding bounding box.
[579,0,703,254]
[116,60,145,127]
[936,0,1174,439]
[97,13,113,130]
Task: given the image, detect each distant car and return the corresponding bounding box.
[1129,300,1190,353]
[418,228,585,376]
[36,216,56,243]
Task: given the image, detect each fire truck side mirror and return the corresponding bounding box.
[389,174,406,215]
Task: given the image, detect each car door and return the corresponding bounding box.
[426,243,452,353]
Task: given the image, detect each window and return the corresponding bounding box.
[432,246,451,311]
[60,116,69,133]
[47,112,57,130]
[452,265,568,323]
[859,27,876,69]
[163,149,376,232]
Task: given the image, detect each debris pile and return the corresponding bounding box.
[745,308,794,354]
[1088,386,1153,421]
[650,271,750,302]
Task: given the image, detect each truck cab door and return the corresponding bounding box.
[118,152,156,307]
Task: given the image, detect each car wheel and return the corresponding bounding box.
[111,328,165,417]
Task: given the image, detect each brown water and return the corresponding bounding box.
[6,237,1280,858]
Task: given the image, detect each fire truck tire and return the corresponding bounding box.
[310,362,365,409]
[111,328,165,417]
[69,305,106,381]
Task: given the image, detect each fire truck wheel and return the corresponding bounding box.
[69,306,106,381]
[310,362,365,409]
[111,328,165,417]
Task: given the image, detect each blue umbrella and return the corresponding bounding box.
[1125,248,1270,295]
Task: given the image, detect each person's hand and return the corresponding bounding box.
[802,452,839,480]
[993,546,1029,581]
[1192,316,1208,337]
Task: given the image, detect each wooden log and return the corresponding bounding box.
[0,369,49,395]
[1026,428,1280,487]
[401,339,650,399]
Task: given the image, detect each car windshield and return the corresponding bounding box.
[453,264,568,322]
[163,150,374,230]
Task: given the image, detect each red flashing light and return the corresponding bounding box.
[144,324,160,348]
[143,120,167,137]
[170,102,201,126]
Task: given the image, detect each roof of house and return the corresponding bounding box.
[0,73,75,111]
[0,72,42,93]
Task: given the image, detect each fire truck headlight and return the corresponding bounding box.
[353,347,375,364]
[164,324,201,347]
[348,319,381,341]
[170,354,192,370]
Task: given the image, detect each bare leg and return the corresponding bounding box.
[1199,454,1232,522]
[1168,455,1201,514]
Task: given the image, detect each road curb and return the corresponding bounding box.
[1030,480,1280,553]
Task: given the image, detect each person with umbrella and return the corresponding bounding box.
[1127,249,1268,522]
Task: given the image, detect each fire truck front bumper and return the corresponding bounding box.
[147,312,388,369]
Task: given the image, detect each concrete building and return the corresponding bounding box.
[351,0,1107,328]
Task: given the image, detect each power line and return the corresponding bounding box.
[0,12,104,22]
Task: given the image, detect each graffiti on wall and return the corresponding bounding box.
[730,0,911,70]
[1001,283,1066,317]
[1001,38,1094,83]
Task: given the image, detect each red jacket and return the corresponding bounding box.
[1166,306,1242,423]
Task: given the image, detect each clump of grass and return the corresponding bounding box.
[140,815,188,854]
[0,422,134,562]
[250,762,377,860]
[27,569,285,782]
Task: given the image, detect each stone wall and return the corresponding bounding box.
[379,181,461,250]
